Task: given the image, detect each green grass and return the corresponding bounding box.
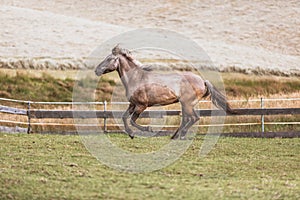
[0,72,116,102]
[0,72,74,102]
[1,133,299,199]
[223,73,300,98]
[1,70,300,102]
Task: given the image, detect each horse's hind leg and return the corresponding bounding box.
[180,108,199,139]
[171,112,188,139]
[171,105,190,139]
[171,103,199,140]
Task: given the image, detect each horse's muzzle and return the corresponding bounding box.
[95,69,103,76]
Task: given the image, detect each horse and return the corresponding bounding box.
[95,45,235,139]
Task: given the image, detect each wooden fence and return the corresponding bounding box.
[0,97,300,136]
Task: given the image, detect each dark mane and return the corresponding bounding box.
[112,45,152,71]
[141,65,153,71]
[112,45,135,62]
[121,48,135,61]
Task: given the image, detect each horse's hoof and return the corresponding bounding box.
[171,134,179,140]
[129,134,134,139]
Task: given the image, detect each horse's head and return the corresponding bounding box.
[94,53,120,76]
[95,45,135,76]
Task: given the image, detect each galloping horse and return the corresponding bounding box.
[95,45,235,139]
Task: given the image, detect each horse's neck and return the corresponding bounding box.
[117,58,141,88]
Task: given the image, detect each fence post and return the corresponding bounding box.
[27,101,31,134]
[261,98,264,134]
[104,101,107,133]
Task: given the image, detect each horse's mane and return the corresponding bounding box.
[141,65,153,71]
[112,45,134,62]
[112,45,153,71]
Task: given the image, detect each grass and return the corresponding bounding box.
[0,72,74,102]
[223,73,300,98]
[0,133,299,199]
[1,70,300,102]
[0,71,116,102]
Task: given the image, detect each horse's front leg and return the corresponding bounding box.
[130,105,153,133]
[130,113,153,132]
[122,104,135,139]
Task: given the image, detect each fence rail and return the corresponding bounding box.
[1,105,300,118]
[32,108,300,118]
[1,97,300,135]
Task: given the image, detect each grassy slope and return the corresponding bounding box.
[0,71,300,102]
[0,72,74,102]
[0,133,299,199]
[223,73,300,98]
[0,72,116,102]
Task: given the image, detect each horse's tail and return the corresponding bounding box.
[204,80,236,114]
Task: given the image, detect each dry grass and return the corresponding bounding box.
[0,70,299,133]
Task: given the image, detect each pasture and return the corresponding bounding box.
[1,1,299,199]
[1,133,299,199]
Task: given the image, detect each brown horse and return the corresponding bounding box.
[95,45,235,139]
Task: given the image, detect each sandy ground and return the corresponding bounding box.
[0,0,299,75]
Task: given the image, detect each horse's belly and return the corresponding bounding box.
[132,84,178,106]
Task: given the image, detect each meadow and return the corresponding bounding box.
[1,133,299,199]
[1,1,299,199]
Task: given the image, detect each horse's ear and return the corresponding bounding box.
[112,44,121,55]
[120,48,130,56]
[120,48,134,61]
